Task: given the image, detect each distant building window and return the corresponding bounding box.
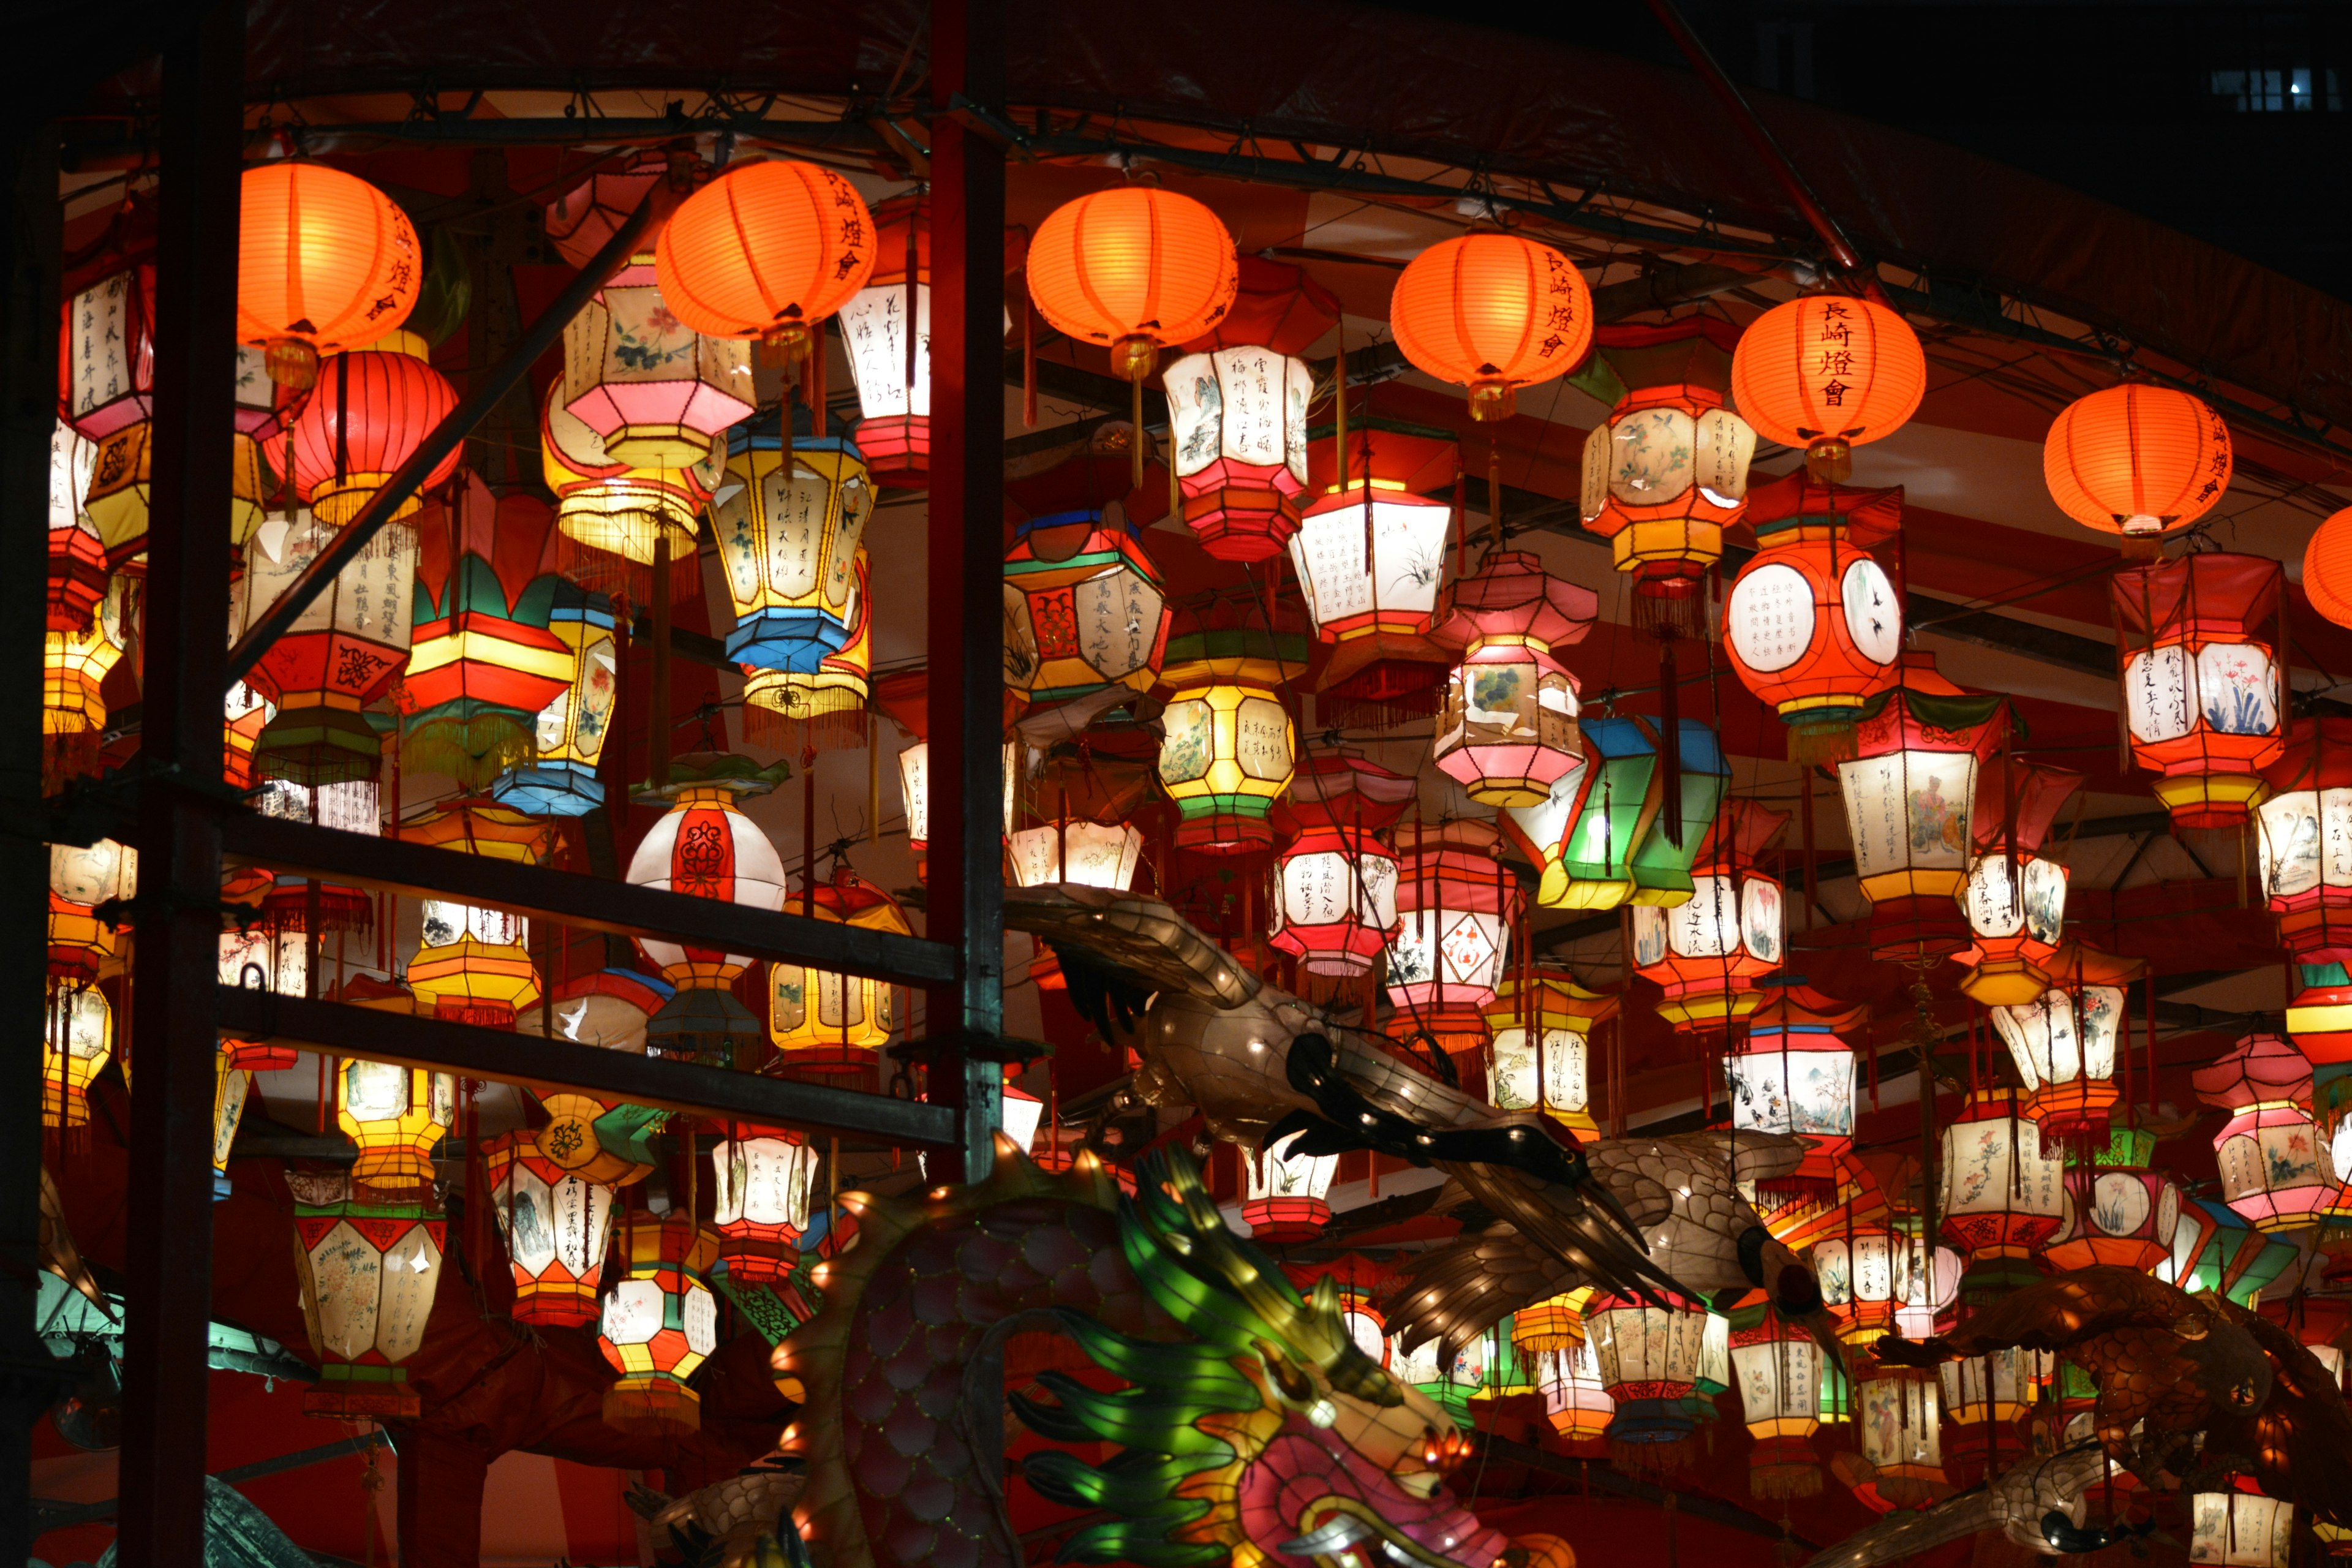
[2212,67,2342,110]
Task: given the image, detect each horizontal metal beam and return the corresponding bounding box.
[216,987,957,1147]
[219,813,956,986]
[1908,589,2113,677]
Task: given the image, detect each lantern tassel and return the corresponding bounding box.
[1749,1462,1823,1501]
[1632,584,1709,643]
[399,711,537,792]
[1786,712,1860,767]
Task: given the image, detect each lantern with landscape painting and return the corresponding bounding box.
[1483,970,1613,1137]
[1155,627,1305,854]
[2111,552,2283,831]
[484,1131,621,1327]
[338,1060,458,1197]
[1939,1087,2067,1298]
[1629,798,1786,1033]
[1268,752,1414,979]
[1429,551,1597,806]
[2191,1485,2294,1568]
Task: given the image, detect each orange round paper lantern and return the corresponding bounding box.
[655,160,877,350]
[237,162,423,391]
[1729,295,1924,479]
[1027,187,1238,383]
[1390,232,1593,421]
[2044,384,2233,543]
[2305,508,2352,630]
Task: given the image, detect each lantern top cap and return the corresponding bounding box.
[1430,552,1600,653]
[1588,317,1741,409]
[2110,550,2282,636]
[556,966,677,1012]
[1970,761,2081,854]
[1742,469,1904,548]
[2263,716,2352,791]
[1701,796,1790,870]
[1395,815,1507,859]
[1747,981,1868,1032]
[630,750,793,803]
[726,426,870,466]
[2193,1031,2312,1109]
[1485,969,1619,1026]
[1158,627,1312,687]
[2032,940,2145,987]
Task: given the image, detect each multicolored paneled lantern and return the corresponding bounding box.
[338,1059,458,1196]
[42,585,125,759]
[484,1130,621,1327]
[1387,817,1521,1053]
[1003,510,1172,717]
[741,548,873,753]
[1989,945,2138,1152]
[399,801,554,1028]
[540,377,718,600]
[489,582,619,815]
[1724,470,1904,763]
[564,251,754,468]
[2111,552,2284,830]
[1269,751,1414,978]
[769,867,912,1081]
[716,430,873,671]
[2258,720,2352,1129]
[1629,797,1787,1033]
[1429,551,1597,806]
[2043,1125,2183,1275]
[1292,419,1459,728]
[289,1170,445,1418]
[1729,1306,1824,1499]
[1578,320,1755,637]
[1956,762,2079,1008]
[521,968,668,1191]
[1241,1129,1340,1245]
[1586,1291,1710,1464]
[1483,970,1614,1136]
[1938,1087,2067,1298]
[709,1129,823,1284]
[2195,1033,2334,1232]
[1731,982,1862,1199]
[1837,655,2009,960]
[1155,628,1304,854]
[1163,258,1336,561]
[599,1215,721,1436]
[1529,715,1729,912]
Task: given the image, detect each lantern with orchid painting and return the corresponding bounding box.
[2043,1125,2183,1275]
[1155,628,1304,854]
[1387,818,1520,1058]
[716,429,873,672]
[1429,551,1597,806]
[1538,1341,1616,1444]
[2112,552,2284,831]
[489,582,619,816]
[1586,1291,1711,1461]
[1939,1087,2067,1297]
[1629,797,1787,1033]
[1989,945,2138,1152]
[399,801,554,1028]
[1483,970,1613,1137]
[484,1130,622,1327]
[288,1170,445,1419]
[1724,469,1904,764]
[40,986,110,1131]
[539,379,718,602]
[1579,320,1756,638]
[1242,1129,1340,1245]
[337,1058,457,1196]
[1730,1306,1823,1499]
[564,252,753,469]
[709,1129,823,1284]
[1732,982,1861,1199]
[1838,655,2009,961]
[2196,1033,2333,1232]
[599,1215,720,1436]
[1003,510,1172,716]
[1957,762,2079,1008]
[1268,751,1414,978]
[769,867,911,1076]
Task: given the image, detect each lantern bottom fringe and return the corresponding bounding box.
[1631,589,1711,644]
[255,709,385,786]
[603,1379,700,1436]
[43,728,103,793]
[1512,1328,1583,1355]
[1785,717,1860,767]
[741,701,869,754]
[262,882,376,936]
[1609,1435,1697,1474]
[1316,690,1444,731]
[556,530,699,618]
[401,714,536,791]
[1749,1463,1822,1501]
[1755,1174,1841,1211]
[1316,633,1447,731]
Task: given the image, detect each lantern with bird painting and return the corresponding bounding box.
[1241,1129,1340,1245]
[2111,552,2283,831]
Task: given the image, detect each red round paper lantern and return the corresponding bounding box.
[2306,508,2352,629]
[238,162,423,390]
[1027,186,1238,383]
[1390,232,1591,421]
[2045,384,2233,542]
[288,332,461,525]
[1730,295,1925,480]
[655,160,876,350]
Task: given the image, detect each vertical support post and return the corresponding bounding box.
[0,118,63,1568]
[116,4,242,1565]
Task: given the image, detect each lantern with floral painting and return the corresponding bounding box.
[627,769,790,988]
[1730,1306,1823,1499]
[1155,628,1304,854]
[1939,1087,2067,1297]
[1989,947,2138,1152]
[1242,1129,1340,1245]
[2257,720,2352,1128]
[1957,763,2079,1008]
[1580,320,1756,638]
[2112,553,2284,831]
[1163,258,1335,562]
[2196,1033,2334,1232]
[769,867,911,1077]
[564,253,753,469]
[40,986,111,1131]
[741,548,872,754]
[1855,1371,1947,1510]
[716,430,873,672]
[2043,1125,2183,1275]
[709,1130,823,1284]
[599,1215,720,1436]
[1629,798,1787,1033]
[1429,551,1597,806]
[1732,982,1861,1197]
[1003,510,1172,715]
[1586,1290,1711,1460]
[483,1130,621,1327]
[540,378,718,600]
[47,420,106,635]
[1387,818,1521,1059]
[1269,751,1414,978]
[1724,470,1904,764]
[47,838,134,984]
[1838,655,2009,960]
[1387,1331,1483,1428]
[1538,1340,1616,1444]
[288,1169,445,1419]
[399,801,554,1028]
[337,1058,457,1196]
[489,582,619,816]
[1483,970,1613,1137]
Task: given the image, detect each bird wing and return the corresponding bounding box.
[1381,1223,1583,1355]
[2214,1300,2352,1528]
[1876,1265,2204,1365]
[1005,886,1260,1009]
[1807,1491,2002,1568]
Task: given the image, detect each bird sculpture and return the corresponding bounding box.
[1807,1446,2133,1567]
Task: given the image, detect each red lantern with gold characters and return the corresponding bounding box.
[237,161,422,388]
[1729,294,1926,482]
[2111,552,2284,831]
[655,159,875,354]
[1629,798,1787,1033]
[1429,551,1597,806]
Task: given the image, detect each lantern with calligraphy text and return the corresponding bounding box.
[1539,1341,1616,1444]
[288,1170,445,1418]
[59,265,154,438]
[1164,258,1336,560]
[1731,1308,1823,1499]
[1242,1129,1340,1245]
[1387,818,1521,1055]
[1010,737,1156,987]
[839,194,933,482]
[1392,231,1591,423]
[490,582,619,816]
[716,429,873,672]
[1838,655,2008,961]
[1483,970,1613,1136]
[1730,983,1860,1200]
[709,1130,823,1284]
[2193,1486,2295,1568]
[1814,1224,1905,1347]
[540,377,718,600]
[1270,751,1414,977]
[2260,721,2352,1127]
[1958,763,2078,1007]
[1630,798,1787,1033]
[2043,1125,2183,1275]
[1587,1290,1709,1463]
[399,801,554,1028]
[599,1215,720,1436]
[289,333,460,526]
[233,509,417,785]
[1008,818,1145,893]
[47,838,134,985]
[2197,1033,2333,1232]
[1725,470,1904,763]
[571,246,755,467]
[1155,628,1304,854]
[896,737,1017,856]
[1430,551,1597,805]
[40,987,110,1131]
[1580,320,1755,636]
[1730,295,1926,483]
[2112,552,2283,831]
[1991,946,2137,1152]
[769,867,910,1077]
[1291,420,1458,728]
[1939,1087,2067,1297]
[1938,1346,2041,1483]
[741,548,872,753]
[484,1131,620,1327]
[2047,385,2234,547]
[659,159,873,358]
[47,420,106,634]
[627,774,790,988]
[337,1059,457,1196]
[237,162,422,388]
[1003,510,1172,714]
[1854,1370,1947,1510]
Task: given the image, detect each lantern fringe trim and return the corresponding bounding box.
[1785,710,1861,767]
[1631,587,1711,644]
[556,529,701,617]
[1316,632,1449,731]
[255,709,383,787]
[401,710,537,791]
[1755,1173,1841,1212]
[1610,1434,1698,1474]
[741,692,870,754]
[1750,1461,1824,1501]
[262,881,377,936]
[602,1376,700,1436]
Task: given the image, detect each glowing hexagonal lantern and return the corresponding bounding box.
[399,801,556,1028]
[1387,818,1520,1054]
[1155,627,1304,854]
[599,1215,720,1436]
[2256,720,2352,1129]
[2196,1033,2334,1232]
[490,582,619,816]
[1428,551,1597,807]
[43,587,124,753]
[1268,752,1412,978]
[1003,509,1172,715]
[211,1037,297,1199]
[1242,1128,1338,1245]
[710,1129,823,1285]
[338,1060,456,1196]
[627,772,790,989]
[1855,1371,1947,1510]
[47,837,134,984]
[1938,1087,2067,1297]
[1937,1346,2037,1483]
[1837,654,2010,961]
[1512,1286,1592,1356]
[47,418,107,635]
[2112,552,2284,831]
[2192,1485,2295,1568]
[1957,761,2079,1008]
[769,867,911,1075]
[715,430,874,673]
[40,986,110,1131]
[1537,1340,1615,1443]
[1813,1223,1904,1347]
[1586,1291,1710,1461]
[1989,949,2137,1153]
[484,1130,620,1327]
[1730,1306,1823,1499]
[539,377,718,602]
[289,1170,446,1418]
[2043,1124,2183,1275]
[60,264,154,440]
[563,252,753,469]
[1731,982,1861,1200]
[1483,970,1614,1137]
[1629,798,1786,1033]
[1510,714,1728,913]
[1893,1234,1962,1342]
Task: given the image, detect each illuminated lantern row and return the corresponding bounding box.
[1814,1226,1959,1346]
[48,837,134,984]
[1989,945,2138,1152]
[1730,982,1862,1196]
[568,244,753,467]
[599,1215,720,1436]
[710,1129,822,1284]
[289,1170,445,1417]
[1387,817,1520,1055]
[1585,1291,1709,1460]
[2111,552,2283,830]
[1268,751,1412,977]
[1957,762,2079,1007]
[1579,320,1755,633]
[769,867,913,1077]
[238,161,422,388]
[291,333,461,526]
[2258,720,2352,1126]
[717,430,873,670]
[47,420,107,633]
[1854,1371,1946,1510]
[1729,293,1926,483]
[1506,713,1728,912]
[399,800,554,1027]
[1724,470,1903,763]
[1155,628,1303,853]
[42,581,125,752]
[2045,383,2233,547]
[489,582,619,816]
[1484,970,1613,1136]
[1937,1087,2067,1298]
[40,986,110,1131]
[742,548,873,754]
[1291,420,1458,728]
[1241,1129,1340,1245]
[2195,1033,2333,1232]
[1837,654,2008,961]
[1630,797,1786,1033]
[339,1058,458,1196]
[540,377,718,597]
[1392,230,1592,423]
[1430,551,1597,806]
[2043,1125,2183,1274]
[1537,1341,1615,1444]
[231,509,417,786]
[1003,509,1172,718]
[1164,258,1335,561]
[484,1130,620,1327]
[1729,1307,1823,1499]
